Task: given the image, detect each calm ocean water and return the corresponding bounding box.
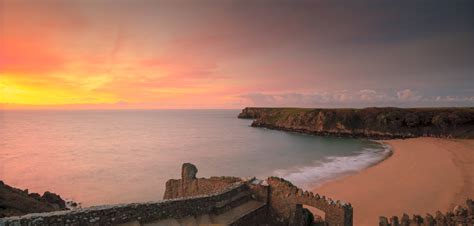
[0,110,389,206]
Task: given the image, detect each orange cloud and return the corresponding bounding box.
[0,37,66,75]
[2,1,471,109]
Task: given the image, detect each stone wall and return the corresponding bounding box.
[379,199,474,226]
[0,183,247,226]
[229,204,268,226]
[1,163,353,226]
[163,164,352,226]
[265,177,352,226]
[163,163,242,199]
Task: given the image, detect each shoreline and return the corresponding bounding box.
[276,139,393,190]
[312,137,474,225]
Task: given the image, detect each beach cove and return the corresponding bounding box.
[314,138,474,225]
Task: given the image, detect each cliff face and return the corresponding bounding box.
[238,107,474,139]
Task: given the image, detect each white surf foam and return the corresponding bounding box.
[273,142,392,189]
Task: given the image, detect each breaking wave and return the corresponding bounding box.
[273,142,392,189]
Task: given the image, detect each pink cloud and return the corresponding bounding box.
[0,37,66,75]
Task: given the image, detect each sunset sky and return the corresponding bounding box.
[1,0,473,109]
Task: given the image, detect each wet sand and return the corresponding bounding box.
[313,138,474,225]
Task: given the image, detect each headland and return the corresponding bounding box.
[238,107,474,139]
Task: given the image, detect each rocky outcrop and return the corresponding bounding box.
[238,107,474,139]
[0,181,67,217]
[237,107,274,119]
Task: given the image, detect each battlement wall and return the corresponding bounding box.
[163,164,353,226]
[266,177,352,226]
[379,199,474,226]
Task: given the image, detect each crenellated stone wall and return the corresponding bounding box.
[265,177,352,226]
[164,165,353,226]
[379,199,474,226]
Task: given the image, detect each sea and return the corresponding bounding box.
[0,109,390,206]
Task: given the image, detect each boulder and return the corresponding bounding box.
[42,191,66,209]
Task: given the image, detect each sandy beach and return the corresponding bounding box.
[313,138,474,225]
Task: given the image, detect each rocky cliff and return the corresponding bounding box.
[238,107,474,139]
[0,181,67,217]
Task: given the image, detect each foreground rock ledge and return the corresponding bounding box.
[0,181,67,218]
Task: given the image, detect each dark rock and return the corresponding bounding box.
[67,200,78,208]
[0,182,68,217]
[42,191,66,209]
[28,192,41,200]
